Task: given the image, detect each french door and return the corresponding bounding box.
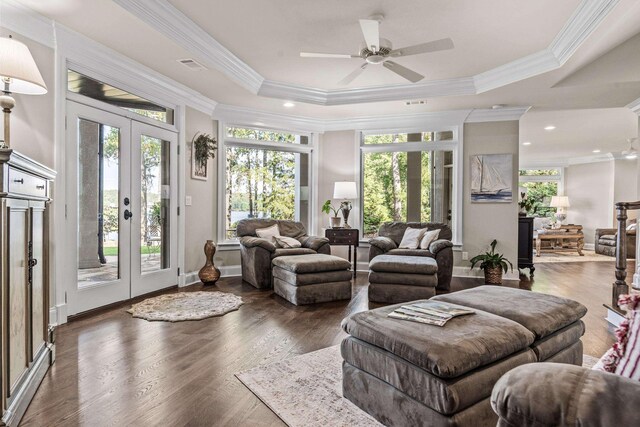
[66,101,178,314]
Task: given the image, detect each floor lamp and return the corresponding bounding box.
[0,36,48,149]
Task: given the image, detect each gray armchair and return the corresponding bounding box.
[595,225,636,258]
[237,219,330,289]
[368,222,454,291]
[491,362,640,427]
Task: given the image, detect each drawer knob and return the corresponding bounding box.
[36,185,45,190]
[13,178,24,184]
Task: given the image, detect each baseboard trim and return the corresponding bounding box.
[184,265,242,286]
[584,243,595,251]
[49,303,67,326]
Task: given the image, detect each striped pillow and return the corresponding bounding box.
[615,295,640,380]
[597,294,640,377]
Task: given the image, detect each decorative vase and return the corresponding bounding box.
[198,240,221,285]
[330,216,342,228]
[484,266,503,284]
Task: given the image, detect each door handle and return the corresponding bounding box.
[124,209,133,220]
[124,197,130,206]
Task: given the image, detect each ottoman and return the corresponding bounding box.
[341,287,587,427]
[368,255,438,303]
[272,254,352,305]
[432,286,588,364]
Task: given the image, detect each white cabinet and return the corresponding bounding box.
[0,149,55,426]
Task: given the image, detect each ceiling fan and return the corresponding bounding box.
[622,137,638,159]
[300,14,454,85]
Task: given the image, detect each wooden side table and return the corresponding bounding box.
[325,228,359,277]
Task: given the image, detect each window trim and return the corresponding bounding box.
[217,122,315,245]
[358,127,462,245]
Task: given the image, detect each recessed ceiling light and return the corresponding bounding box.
[255,122,265,126]
[592,149,601,153]
[522,142,531,146]
[544,125,556,131]
[283,102,295,108]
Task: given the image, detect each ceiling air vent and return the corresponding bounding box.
[405,100,427,106]
[177,58,207,71]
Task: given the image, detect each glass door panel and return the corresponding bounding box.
[131,121,178,297]
[139,135,171,274]
[67,101,131,314]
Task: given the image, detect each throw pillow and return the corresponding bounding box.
[255,224,280,242]
[398,227,427,249]
[419,229,441,250]
[274,236,302,249]
[595,294,640,378]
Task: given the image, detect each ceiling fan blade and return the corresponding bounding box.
[383,61,424,83]
[390,38,454,57]
[338,63,369,86]
[300,52,358,59]
[359,19,380,52]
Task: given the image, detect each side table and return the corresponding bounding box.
[325,228,359,277]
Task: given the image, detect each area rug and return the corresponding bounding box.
[535,250,614,264]
[127,291,243,322]
[237,345,601,427]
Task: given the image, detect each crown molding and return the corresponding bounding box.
[113,0,618,106]
[0,0,55,48]
[567,152,615,165]
[627,96,640,115]
[56,25,218,115]
[214,104,531,133]
[465,106,531,123]
[113,0,264,93]
[550,0,620,64]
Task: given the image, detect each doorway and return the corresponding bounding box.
[66,101,178,314]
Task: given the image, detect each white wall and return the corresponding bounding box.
[461,121,520,269]
[565,161,614,244]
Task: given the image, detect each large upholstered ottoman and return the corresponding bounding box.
[341,287,587,427]
[432,286,587,365]
[272,254,352,305]
[368,255,437,303]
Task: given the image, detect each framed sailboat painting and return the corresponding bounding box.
[470,154,513,203]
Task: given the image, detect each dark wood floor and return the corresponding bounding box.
[21,261,628,426]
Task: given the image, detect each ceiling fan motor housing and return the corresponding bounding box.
[361,38,392,62]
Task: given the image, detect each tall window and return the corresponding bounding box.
[361,131,457,239]
[222,126,312,240]
[518,168,562,217]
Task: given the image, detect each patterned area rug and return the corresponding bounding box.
[127,291,243,322]
[237,345,601,426]
[535,250,614,264]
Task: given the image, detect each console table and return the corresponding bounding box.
[536,224,584,256]
[325,228,359,277]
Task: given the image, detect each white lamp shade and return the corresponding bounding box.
[0,37,47,95]
[550,196,570,208]
[333,181,357,199]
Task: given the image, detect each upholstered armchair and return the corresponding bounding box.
[368,222,454,291]
[595,224,636,258]
[237,219,330,289]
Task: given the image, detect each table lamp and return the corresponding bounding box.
[550,196,570,224]
[333,181,357,228]
[0,36,48,148]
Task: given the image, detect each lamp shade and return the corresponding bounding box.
[333,181,357,199]
[550,196,570,208]
[0,37,47,95]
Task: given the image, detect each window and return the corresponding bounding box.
[222,126,312,241]
[361,131,458,240]
[67,70,174,124]
[518,168,563,217]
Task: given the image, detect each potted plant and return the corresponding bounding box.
[469,239,514,284]
[518,192,535,216]
[322,200,342,228]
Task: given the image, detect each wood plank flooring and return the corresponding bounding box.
[21,260,628,426]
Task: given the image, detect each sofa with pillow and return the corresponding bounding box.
[236,219,330,289]
[368,222,454,291]
[595,219,636,258]
[491,293,640,426]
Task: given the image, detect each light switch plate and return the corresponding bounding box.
[462,252,468,261]
[185,196,192,206]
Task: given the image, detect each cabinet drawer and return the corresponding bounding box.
[8,167,47,198]
[326,229,359,244]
